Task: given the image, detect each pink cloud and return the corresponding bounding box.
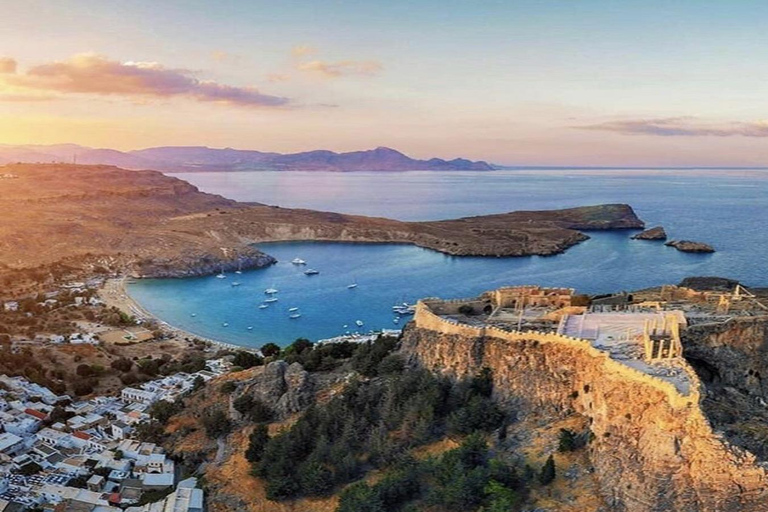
[2,53,288,107]
[297,59,382,78]
[0,57,17,74]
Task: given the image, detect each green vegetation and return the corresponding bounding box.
[252,364,505,501]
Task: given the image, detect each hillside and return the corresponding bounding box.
[0,144,495,172]
[0,163,643,293]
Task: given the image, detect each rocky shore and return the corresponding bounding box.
[132,246,276,278]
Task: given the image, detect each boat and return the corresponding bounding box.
[258,304,269,309]
[288,307,299,312]
[264,297,279,303]
[264,285,278,294]
[304,269,320,276]
[347,278,358,289]
[216,266,226,279]
[231,282,241,287]
[393,317,399,324]
[222,322,229,327]
[190,313,197,317]
[289,313,301,319]
[247,326,253,330]
[291,258,307,265]
[355,320,364,327]
[342,324,348,329]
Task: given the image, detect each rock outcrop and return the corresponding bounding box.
[242,361,314,418]
[133,246,276,278]
[400,306,768,512]
[666,240,715,253]
[632,226,667,240]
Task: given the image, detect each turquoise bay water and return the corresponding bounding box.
[128,169,768,347]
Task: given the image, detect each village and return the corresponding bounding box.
[0,355,232,511]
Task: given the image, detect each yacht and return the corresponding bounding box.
[289,313,302,319]
[258,304,269,309]
[393,317,400,324]
[264,285,279,294]
[215,272,226,279]
[347,278,358,289]
[291,258,307,265]
[355,320,364,327]
[222,322,229,327]
[190,313,197,317]
[304,269,320,276]
[264,297,279,303]
[231,282,241,287]
[288,307,299,312]
[247,326,253,330]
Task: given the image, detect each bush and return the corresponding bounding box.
[202,408,232,438]
[233,394,274,423]
[220,381,237,394]
[245,424,269,463]
[538,454,556,485]
[111,357,133,372]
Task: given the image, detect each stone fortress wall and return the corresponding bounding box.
[401,290,768,512]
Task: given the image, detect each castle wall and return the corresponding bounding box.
[401,302,768,512]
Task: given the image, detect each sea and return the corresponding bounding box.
[127,168,768,347]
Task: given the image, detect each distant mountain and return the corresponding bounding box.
[0,144,495,172]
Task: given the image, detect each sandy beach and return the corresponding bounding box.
[99,278,254,353]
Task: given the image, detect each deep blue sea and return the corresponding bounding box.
[127,169,768,347]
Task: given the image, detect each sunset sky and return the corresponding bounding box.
[2,0,768,166]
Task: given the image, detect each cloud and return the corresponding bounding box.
[292,45,317,57]
[266,73,291,83]
[579,117,768,137]
[297,59,383,78]
[1,53,288,107]
[0,57,16,74]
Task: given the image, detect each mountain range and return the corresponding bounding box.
[0,144,495,172]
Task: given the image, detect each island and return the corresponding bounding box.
[665,239,715,253]
[631,225,667,240]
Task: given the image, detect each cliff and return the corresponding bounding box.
[400,303,768,512]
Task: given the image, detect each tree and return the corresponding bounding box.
[261,343,281,358]
[232,351,263,369]
[110,357,133,372]
[538,454,556,485]
[558,428,577,452]
[245,424,269,463]
[76,364,94,377]
[234,394,274,423]
[202,408,231,438]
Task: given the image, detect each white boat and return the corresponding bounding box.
[288,307,299,312]
[264,285,278,294]
[304,269,320,276]
[291,258,307,265]
[258,304,269,309]
[190,313,197,317]
[347,281,358,289]
[342,324,348,329]
[289,313,301,319]
[222,322,229,327]
[231,282,241,287]
[393,317,399,324]
[247,326,253,330]
[355,320,364,327]
[216,273,226,279]
[264,297,279,303]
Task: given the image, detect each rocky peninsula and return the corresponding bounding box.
[0,163,644,289]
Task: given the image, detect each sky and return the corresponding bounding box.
[2,0,768,166]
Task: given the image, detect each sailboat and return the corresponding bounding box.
[347,277,358,289]
[235,260,243,274]
[215,266,226,279]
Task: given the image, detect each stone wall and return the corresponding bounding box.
[401,301,768,512]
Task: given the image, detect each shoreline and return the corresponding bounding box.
[100,278,258,354]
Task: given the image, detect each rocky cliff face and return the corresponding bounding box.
[132,246,276,278]
[400,322,768,512]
